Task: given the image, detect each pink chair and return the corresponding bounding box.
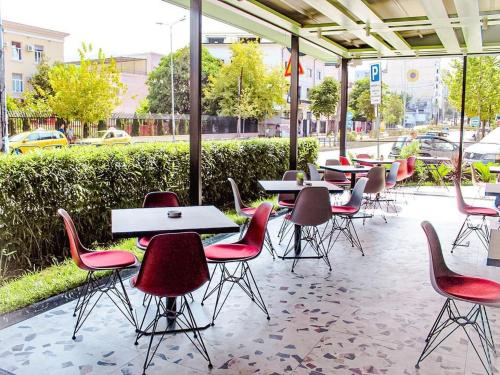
[327,177,368,255]
[406,156,417,179]
[58,209,138,340]
[132,232,212,373]
[324,159,351,187]
[416,221,500,374]
[202,203,273,323]
[452,180,499,252]
[396,159,408,182]
[356,153,372,167]
[283,186,332,271]
[136,192,180,250]
[228,178,276,259]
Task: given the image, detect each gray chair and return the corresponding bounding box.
[277,170,304,243]
[307,163,322,181]
[323,159,350,187]
[362,166,387,223]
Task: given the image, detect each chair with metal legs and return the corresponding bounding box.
[202,203,273,324]
[228,177,276,259]
[131,232,212,374]
[136,191,180,251]
[362,166,387,223]
[282,186,333,272]
[326,177,368,255]
[58,209,138,340]
[451,180,499,252]
[307,163,322,181]
[416,221,500,375]
[382,161,400,212]
[324,159,351,187]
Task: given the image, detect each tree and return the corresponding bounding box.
[28,57,56,101]
[309,77,340,135]
[349,78,390,121]
[147,46,221,114]
[382,93,404,126]
[443,56,500,136]
[48,43,124,124]
[204,42,288,131]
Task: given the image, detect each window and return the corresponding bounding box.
[306,68,312,78]
[39,132,55,141]
[317,71,322,80]
[27,133,40,141]
[207,37,224,44]
[34,45,44,63]
[12,73,23,93]
[11,41,21,61]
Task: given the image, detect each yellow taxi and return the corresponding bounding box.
[9,129,68,154]
[76,128,132,146]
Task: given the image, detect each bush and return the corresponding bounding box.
[347,131,357,142]
[0,138,317,274]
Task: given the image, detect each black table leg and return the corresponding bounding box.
[294,224,302,255]
[350,172,356,190]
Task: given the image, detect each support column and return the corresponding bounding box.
[339,58,349,157]
[289,34,299,170]
[189,0,202,205]
[457,55,467,181]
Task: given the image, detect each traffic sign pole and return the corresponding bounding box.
[370,63,382,158]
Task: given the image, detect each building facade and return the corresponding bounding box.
[3,20,68,98]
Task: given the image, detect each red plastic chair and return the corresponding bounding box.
[328,177,368,255]
[395,159,408,182]
[406,156,417,178]
[416,221,500,374]
[452,180,499,252]
[136,192,180,250]
[202,203,273,323]
[356,153,372,167]
[283,186,332,271]
[132,232,212,374]
[339,156,351,166]
[58,209,138,340]
[228,178,276,259]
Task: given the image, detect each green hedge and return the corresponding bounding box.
[0,138,318,274]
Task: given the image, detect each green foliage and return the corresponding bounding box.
[429,163,452,184]
[309,77,340,133]
[28,57,56,101]
[349,78,391,121]
[382,92,404,125]
[48,43,125,123]
[472,162,496,183]
[6,95,20,111]
[0,138,317,274]
[399,140,420,159]
[147,46,221,114]
[347,131,357,141]
[204,42,288,121]
[443,57,500,130]
[132,118,140,136]
[136,98,150,115]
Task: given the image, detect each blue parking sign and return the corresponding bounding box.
[370,63,380,83]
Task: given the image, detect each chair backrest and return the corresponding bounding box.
[386,162,401,187]
[406,156,417,177]
[324,159,347,182]
[290,186,332,226]
[143,191,180,208]
[356,153,372,166]
[396,159,408,182]
[345,177,368,211]
[240,202,274,251]
[307,163,322,181]
[454,179,469,214]
[364,166,386,194]
[278,170,303,203]
[134,232,210,297]
[470,165,480,187]
[421,221,455,295]
[228,178,246,215]
[339,156,351,166]
[57,209,88,270]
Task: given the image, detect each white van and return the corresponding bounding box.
[464,128,500,164]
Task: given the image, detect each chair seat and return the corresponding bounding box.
[437,275,500,305]
[205,243,260,261]
[137,236,151,249]
[241,207,277,217]
[278,200,295,208]
[464,206,499,217]
[386,182,396,189]
[81,250,136,269]
[331,205,358,215]
[356,173,369,178]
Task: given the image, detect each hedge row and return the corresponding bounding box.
[0,138,318,273]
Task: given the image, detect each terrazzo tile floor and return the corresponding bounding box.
[1,193,500,375]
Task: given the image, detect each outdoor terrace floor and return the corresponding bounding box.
[0,191,499,375]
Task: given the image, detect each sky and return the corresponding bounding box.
[1,0,241,61]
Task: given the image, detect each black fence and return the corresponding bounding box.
[6,112,259,139]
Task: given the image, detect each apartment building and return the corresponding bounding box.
[3,20,68,98]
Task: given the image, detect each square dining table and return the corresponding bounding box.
[352,157,395,166]
[320,165,371,189]
[258,180,343,261]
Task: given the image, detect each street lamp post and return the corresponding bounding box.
[157,16,186,142]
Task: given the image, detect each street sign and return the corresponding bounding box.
[370,63,381,105]
[284,57,304,77]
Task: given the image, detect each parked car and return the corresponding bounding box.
[9,129,68,154]
[464,127,500,164]
[389,135,459,159]
[76,128,132,146]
